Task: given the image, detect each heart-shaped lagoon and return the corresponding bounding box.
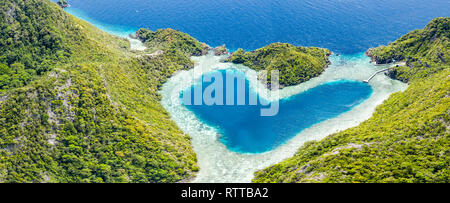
[182,69,372,153]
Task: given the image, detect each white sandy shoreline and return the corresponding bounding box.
[160,53,408,183]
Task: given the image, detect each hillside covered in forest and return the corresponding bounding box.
[0,0,204,182]
[0,0,448,184]
[224,43,331,87]
[253,17,450,183]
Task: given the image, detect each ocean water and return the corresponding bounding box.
[59,0,422,181]
[62,0,449,53]
[183,70,372,153]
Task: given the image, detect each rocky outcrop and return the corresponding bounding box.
[224,43,332,87]
[0,94,7,102]
[213,45,228,56]
[56,0,69,8]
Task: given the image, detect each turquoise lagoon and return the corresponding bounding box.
[57,0,426,182]
[160,54,407,182]
[182,69,372,153]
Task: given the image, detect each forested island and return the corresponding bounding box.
[0,0,448,183]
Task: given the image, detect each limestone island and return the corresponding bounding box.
[224,43,332,88]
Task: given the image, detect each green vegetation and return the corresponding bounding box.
[224,43,331,87]
[1,0,448,184]
[213,45,228,56]
[253,18,450,183]
[367,17,449,82]
[0,0,74,91]
[136,28,210,56]
[56,0,69,8]
[0,0,200,182]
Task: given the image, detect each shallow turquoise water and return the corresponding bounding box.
[183,70,373,153]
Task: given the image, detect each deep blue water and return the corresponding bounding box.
[183,70,372,153]
[63,0,449,53]
[60,0,444,153]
